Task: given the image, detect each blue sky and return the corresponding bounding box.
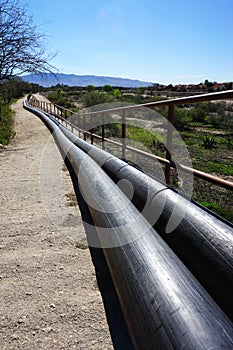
[24,0,233,85]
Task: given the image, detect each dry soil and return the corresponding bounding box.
[0,97,113,349]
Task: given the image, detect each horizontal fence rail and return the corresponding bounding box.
[24,100,233,349]
[28,90,233,191]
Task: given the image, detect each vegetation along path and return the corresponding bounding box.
[0,97,113,349]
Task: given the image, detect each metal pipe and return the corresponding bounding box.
[57,124,233,320]
[24,100,233,348]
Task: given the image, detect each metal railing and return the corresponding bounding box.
[29,90,233,190]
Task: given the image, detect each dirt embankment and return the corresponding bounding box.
[0,97,113,349]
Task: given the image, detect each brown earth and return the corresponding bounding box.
[0,97,113,349]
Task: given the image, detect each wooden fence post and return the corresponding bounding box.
[122,110,126,159]
[165,104,174,184]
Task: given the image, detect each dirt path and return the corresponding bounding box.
[0,97,113,349]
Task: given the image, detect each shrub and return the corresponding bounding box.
[47,90,73,108]
[0,103,15,145]
[202,135,217,149]
[190,107,206,122]
[82,91,115,107]
[173,107,192,130]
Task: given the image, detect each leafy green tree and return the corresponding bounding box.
[113,88,122,98]
[102,84,113,93]
[137,87,145,95]
[165,84,174,90]
[205,80,214,92]
[86,85,95,92]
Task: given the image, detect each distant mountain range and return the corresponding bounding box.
[21,73,155,88]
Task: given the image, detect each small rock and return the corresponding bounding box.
[49,303,56,309]
[42,326,53,333]
[11,334,19,340]
[25,291,32,295]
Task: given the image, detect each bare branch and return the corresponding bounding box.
[0,0,57,80]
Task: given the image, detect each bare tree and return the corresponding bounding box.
[0,0,56,80]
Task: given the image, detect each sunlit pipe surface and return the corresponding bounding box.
[24,101,233,349]
[55,122,233,321]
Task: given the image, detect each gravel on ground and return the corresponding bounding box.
[0,97,113,350]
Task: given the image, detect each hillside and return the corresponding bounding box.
[21,73,155,88]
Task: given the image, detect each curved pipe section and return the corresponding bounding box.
[24,101,233,349]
